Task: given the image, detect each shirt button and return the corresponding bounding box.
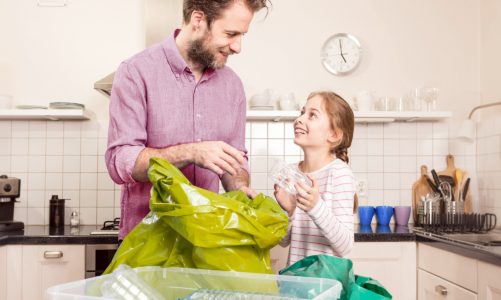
[196,113,201,118]
[196,138,202,142]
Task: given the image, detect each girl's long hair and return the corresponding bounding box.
[307,91,358,213]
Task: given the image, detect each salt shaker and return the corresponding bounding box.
[70,211,80,227]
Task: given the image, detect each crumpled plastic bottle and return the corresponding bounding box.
[269,162,312,195]
[100,264,164,300]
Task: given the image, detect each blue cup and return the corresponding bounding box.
[359,224,373,233]
[376,224,391,233]
[358,206,375,225]
[376,206,394,225]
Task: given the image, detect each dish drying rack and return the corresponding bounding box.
[417,211,497,233]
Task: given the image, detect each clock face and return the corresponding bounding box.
[321,33,362,75]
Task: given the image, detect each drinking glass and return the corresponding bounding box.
[422,87,439,111]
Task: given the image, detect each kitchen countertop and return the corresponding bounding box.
[414,228,501,267]
[0,224,416,246]
[0,225,119,245]
[2,225,500,266]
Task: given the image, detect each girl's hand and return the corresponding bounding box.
[273,184,297,216]
[295,174,319,212]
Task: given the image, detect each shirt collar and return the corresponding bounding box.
[163,29,217,80]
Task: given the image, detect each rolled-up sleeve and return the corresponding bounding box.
[105,62,147,184]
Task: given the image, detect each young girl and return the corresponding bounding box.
[274,91,357,266]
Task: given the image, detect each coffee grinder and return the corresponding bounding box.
[0,175,24,232]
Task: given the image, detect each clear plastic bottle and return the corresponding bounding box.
[269,161,312,195]
[100,264,164,300]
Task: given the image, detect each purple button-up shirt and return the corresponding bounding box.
[105,30,249,239]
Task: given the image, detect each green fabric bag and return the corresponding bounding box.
[279,255,392,300]
[104,158,289,275]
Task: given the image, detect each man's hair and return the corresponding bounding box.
[183,0,270,27]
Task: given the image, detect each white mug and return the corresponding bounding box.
[0,94,12,109]
[355,91,374,111]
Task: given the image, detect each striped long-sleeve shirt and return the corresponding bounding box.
[280,159,356,266]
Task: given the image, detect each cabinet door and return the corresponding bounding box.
[2,246,23,300]
[348,242,416,300]
[418,243,477,292]
[478,261,501,300]
[0,247,5,300]
[21,245,85,300]
[418,269,477,300]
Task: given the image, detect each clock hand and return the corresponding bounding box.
[339,40,347,63]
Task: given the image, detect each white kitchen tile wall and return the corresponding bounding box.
[0,119,477,225]
[477,115,501,227]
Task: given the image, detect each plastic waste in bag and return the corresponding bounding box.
[279,254,392,300]
[104,158,289,275]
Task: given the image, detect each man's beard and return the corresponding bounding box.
[187,34,227,69]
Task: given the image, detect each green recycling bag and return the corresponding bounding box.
[279,255,392,300]
[104,158,289,275]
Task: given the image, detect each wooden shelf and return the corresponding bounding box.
[0,109,91,120]
[246,110,451,122]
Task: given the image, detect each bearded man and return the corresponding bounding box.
[106,0,270,241]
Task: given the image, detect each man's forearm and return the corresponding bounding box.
[131,144,194,182]
[221,168,250,192]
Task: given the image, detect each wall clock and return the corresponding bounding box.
[320,33,362,75]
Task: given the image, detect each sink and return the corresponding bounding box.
[442,231,501,247]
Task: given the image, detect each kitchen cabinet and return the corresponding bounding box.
[0,247,5,300]
[0,245,22,300]
[348,242,416,300]
[271,242,416,299]
[418,269,477,300]
[478,261,501,300]
[418,243,477,299]
[0,244,85,300]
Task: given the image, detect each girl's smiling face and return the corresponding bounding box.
[294,95,339,150]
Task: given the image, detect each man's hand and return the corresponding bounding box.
[239,186,258,199]
[191,141,246,176]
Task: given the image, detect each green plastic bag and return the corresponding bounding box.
[104,158,289,275]
[279,255,392,300]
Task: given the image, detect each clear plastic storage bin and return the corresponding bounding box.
[46,266,342,300]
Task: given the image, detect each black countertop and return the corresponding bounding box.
[2,225,500,266]
[0,224,415,246]
[0,225,119,245]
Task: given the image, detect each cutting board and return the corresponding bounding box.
[412,165,433,223]
[438,154,456,178]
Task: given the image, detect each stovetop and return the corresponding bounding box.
[90,218,120,235]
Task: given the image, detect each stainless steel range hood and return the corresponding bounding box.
[93,0,182,98]
[94,72,115,97]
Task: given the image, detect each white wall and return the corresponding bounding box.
[228,0,481,120]
[0,0,146,121]
[477,0,501,223]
